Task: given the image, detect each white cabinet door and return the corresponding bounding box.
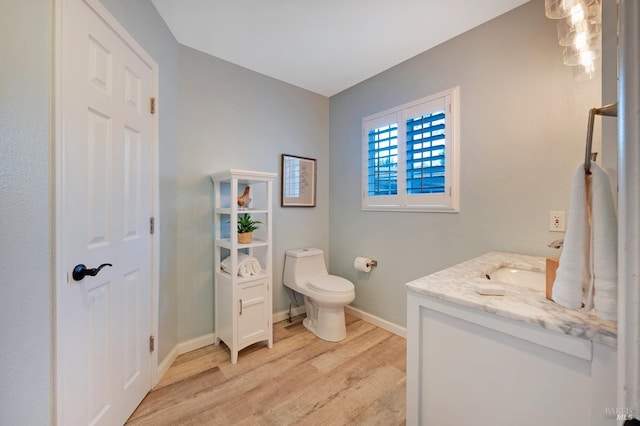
[238,280,268,347]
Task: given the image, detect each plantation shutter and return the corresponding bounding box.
[361,88,459,212]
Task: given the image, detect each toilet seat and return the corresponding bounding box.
[308,275,353,293]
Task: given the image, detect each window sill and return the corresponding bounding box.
[361,205,460,213]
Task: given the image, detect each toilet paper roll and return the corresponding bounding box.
[354,256,372,273]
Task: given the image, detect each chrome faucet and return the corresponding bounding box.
[548,239,564,249]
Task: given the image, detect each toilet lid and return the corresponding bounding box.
[308,275,354,293]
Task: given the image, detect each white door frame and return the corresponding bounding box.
[618,0,640,417]
[53,0,160,422]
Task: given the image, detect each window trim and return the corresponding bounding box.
[361,86,460,213]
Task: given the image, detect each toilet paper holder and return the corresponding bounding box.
[354,256,378,272]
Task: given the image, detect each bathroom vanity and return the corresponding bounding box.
[406,252,617,426]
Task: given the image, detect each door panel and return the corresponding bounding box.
[87,282,111,423]
[123,127,142,240]
[87,108,113,248]
[123,269,141,389]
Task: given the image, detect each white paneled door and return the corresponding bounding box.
[57,0,157,424]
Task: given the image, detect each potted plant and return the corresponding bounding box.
[237,213,261,244]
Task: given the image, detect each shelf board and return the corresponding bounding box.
[215,237,268,249]
[216,269,268,284]
[209,169,277,184]
[216,208,269,215]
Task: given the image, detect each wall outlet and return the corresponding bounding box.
[549,211,566,232]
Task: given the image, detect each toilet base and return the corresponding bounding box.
[303,298,347,342]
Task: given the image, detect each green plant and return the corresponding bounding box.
[237,213,261,233]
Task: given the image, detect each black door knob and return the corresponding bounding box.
[72,263,113,281]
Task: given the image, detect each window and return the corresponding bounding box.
[361,87,459,212]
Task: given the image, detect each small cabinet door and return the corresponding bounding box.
[238,280,268,347]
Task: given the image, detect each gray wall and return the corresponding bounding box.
[328,0,601,327]
[0,1,52,424]
[176,46,329,341]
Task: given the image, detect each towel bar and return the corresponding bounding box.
[584,102,618,174]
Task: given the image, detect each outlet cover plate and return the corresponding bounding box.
[549,211,566,232]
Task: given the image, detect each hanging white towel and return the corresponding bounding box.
[590,164,618,320]
[552,163,617,321]
[220,253,262,277]
[552,165,591,309]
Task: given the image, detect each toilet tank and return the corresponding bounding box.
[283,248,328,286]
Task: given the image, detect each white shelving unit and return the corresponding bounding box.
[210,169,276,364]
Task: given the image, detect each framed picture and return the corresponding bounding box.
[281,154,316,207]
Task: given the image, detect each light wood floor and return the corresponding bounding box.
[126,314,406,425]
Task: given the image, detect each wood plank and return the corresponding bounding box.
[217,315,376,380]
[170,344,219,367]
[127,367,226,422]
[304,364,405,424]
[128,333,336,424]
[310,326,393,373]
[258,328,404,425]
[126,314,406,425]
[348,376,406,425]
[155,345,230,389]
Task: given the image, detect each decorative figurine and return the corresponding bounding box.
[237,185,251,208]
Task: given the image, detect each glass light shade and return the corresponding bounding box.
[556,0,601,46]
[563,36,601,66]
[545,0,595,19]
[573,58,601,81]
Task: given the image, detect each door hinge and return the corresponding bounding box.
[150,97,156,114]
[149,335,155,352]
[149,217,155,234]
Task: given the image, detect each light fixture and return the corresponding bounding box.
[562,35,601,66]
[545,0,602,81]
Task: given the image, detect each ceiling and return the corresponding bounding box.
[151,0,530,97]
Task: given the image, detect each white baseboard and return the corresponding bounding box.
[272,304,306,323]
[155,345,178,387]
[154,333,215,388]
[176,333,216,355]
[345,305,406,338]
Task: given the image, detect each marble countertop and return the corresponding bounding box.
[405,251,617,348]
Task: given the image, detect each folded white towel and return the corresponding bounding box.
[552,163,618,321]
[553,165,591,309]
[590,164,617,320]
[220,254,262,277]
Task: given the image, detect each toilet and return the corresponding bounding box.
[283,248,355,342]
